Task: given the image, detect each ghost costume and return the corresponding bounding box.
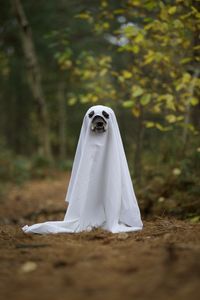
[22,105,143,234]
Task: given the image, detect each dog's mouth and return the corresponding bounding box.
[91,115,107,133]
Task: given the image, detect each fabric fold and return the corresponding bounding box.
[22,105,143,234]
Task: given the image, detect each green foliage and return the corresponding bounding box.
[32,154,51,169]
[0,146,13,182]
[58,159,74,171]
[136,132,200,218]
[12,158,32,183]
[53,0,200,134]
[0,146,31,184]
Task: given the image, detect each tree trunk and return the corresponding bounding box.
[58,81,67,160]
[12,0,52,161]
[134,105,144,184]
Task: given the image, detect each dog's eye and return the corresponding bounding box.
[88,111,94,118]
[102,110,109,119]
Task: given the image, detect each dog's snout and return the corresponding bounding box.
[90,113,108,133]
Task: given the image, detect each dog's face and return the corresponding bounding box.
[88,110,109,133]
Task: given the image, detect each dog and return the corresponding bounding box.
[88,109,109,133]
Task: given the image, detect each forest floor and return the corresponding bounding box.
[0,172,199,300]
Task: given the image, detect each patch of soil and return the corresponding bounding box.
[0,172,70,225]
[0,173,199,300]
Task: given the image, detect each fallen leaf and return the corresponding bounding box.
[20,261,37,273]
[117,233,129,240]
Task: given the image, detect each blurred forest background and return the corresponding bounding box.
[0,0,199,220]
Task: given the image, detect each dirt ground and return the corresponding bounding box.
[0,173,199,300]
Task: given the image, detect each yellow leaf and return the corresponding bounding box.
[76,13,91,20]
[182,72,191,83]
[99,56,112,66]
[91,95,98,102]
[172,168,181,175]
[118,76,125,83]
[122,100,134,108]
[113,9,125,14]
[103,22,109,29]
[160,8,168,21]
[132,86,144,97]
[132,45,140,54]
[166,98,176,111]
[173,20,184,28]
[145,121,155,128]
[168,6,177,15]
[144,23,154,30]
[143,55,154,65]
[193,45,200,50]
[140,94,151,106]
[156,123,165,131]
[158,94,173,102]
[153,104,161,113]
[123,25,138,38]
[166,114,177,123]
[155,123,170,131]
[101,1,107,8]
[180,57,192,64]
[170,71,176,78]
[80,95,89,103]
[68,97,77,106]
[177,104,185,112]
[176,116,184,121]
[175,83,185,91]
[82,70,95,80]
[99,68,107,77]
[134,33,144,43]
[20,262,37,273]
[132,107,140,117]
[122,70,133,79]
[190,97,199,106]
[129,0,140,7]
[190,216,200,224]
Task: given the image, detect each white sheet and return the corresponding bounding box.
[22,105,143,234]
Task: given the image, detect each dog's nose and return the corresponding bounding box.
[97,122,104,127]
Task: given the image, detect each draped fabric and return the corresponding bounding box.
[22,105,143,234]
